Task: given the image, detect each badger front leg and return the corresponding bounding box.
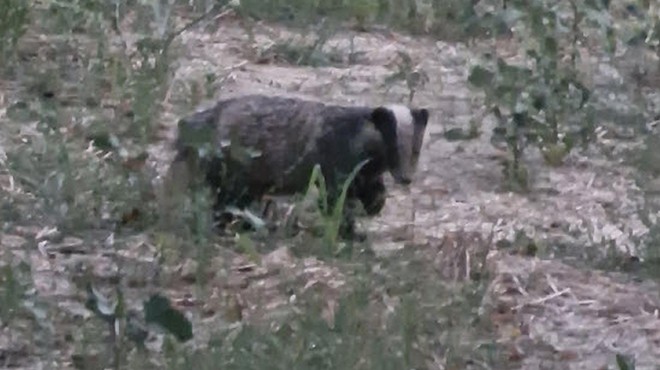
[337,197,367,242]
[324,172,388,241]
[319,181,363,241]
[354,175,387,216]
[338,175,387,242]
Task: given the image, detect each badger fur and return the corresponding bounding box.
[171,94,429,237]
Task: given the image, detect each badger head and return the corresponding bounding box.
[370,104,429,185]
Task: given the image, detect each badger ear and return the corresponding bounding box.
[370,107,397,143]
[370,106,400,170]
[411,108,429,127]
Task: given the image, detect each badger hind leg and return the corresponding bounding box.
[203,155,266,232]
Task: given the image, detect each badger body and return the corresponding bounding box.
[172,94,429,234]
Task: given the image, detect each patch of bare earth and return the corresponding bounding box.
[484,252,660,368]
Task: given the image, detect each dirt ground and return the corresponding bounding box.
[3,9,660,369]
[150,16,660,368]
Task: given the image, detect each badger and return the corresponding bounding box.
[170,94,429,238]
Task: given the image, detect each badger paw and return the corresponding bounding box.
[338,220,368,242]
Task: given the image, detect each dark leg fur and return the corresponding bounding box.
[355,175,387,216]
[338,198,368,242]
[326,175,386,242]
[202,155,269,232]
[335,174,387,242]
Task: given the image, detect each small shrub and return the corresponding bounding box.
[468,0,612,190]
[6,122,158,233]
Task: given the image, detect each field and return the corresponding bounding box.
[1,0,660,369]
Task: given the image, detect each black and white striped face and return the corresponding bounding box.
[384,104,429,185]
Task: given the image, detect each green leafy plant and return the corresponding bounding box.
[0,0,29,62]
[382,50,430,104]
[0,259,30,326]
[468,0,613,190]
[300,160,370,254]
[85,285,193,368]
[6,100,158,232]
[615,353,636,370]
